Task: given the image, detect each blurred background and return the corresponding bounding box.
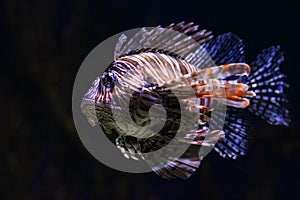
[1,0,299,199]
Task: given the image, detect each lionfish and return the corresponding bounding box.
[81,22,290,179]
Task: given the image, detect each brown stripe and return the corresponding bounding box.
[178,60,188,75]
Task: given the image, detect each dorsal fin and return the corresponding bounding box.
[120,47,185,60]
[165,21,213,43]
[114,21,213,60]
[203,33,245,66]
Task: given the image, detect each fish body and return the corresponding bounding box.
[81,22,290,179]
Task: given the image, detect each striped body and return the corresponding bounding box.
[81,22,290,179]
[92,52,237,138]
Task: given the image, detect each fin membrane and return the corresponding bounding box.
[203,32,245,66]
[245,46,291,126]
[149,145,202,179]
[114,21,213,60]
[214,106,250,159]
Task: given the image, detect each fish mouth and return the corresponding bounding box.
[81,99,103,126]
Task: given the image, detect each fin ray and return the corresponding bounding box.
[203,33,245,66]
[214,106,250,159]
[245,46,291,126]
[114,22,213,60]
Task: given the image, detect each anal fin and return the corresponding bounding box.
[214,106,251,159]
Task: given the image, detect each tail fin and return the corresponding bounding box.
[246,46,291,126]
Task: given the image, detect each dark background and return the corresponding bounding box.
[1,0,300,199]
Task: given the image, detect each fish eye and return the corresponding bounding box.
[101,72,116,88]
[102,74,111,82]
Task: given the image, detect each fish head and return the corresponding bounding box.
[81,70,117,130]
